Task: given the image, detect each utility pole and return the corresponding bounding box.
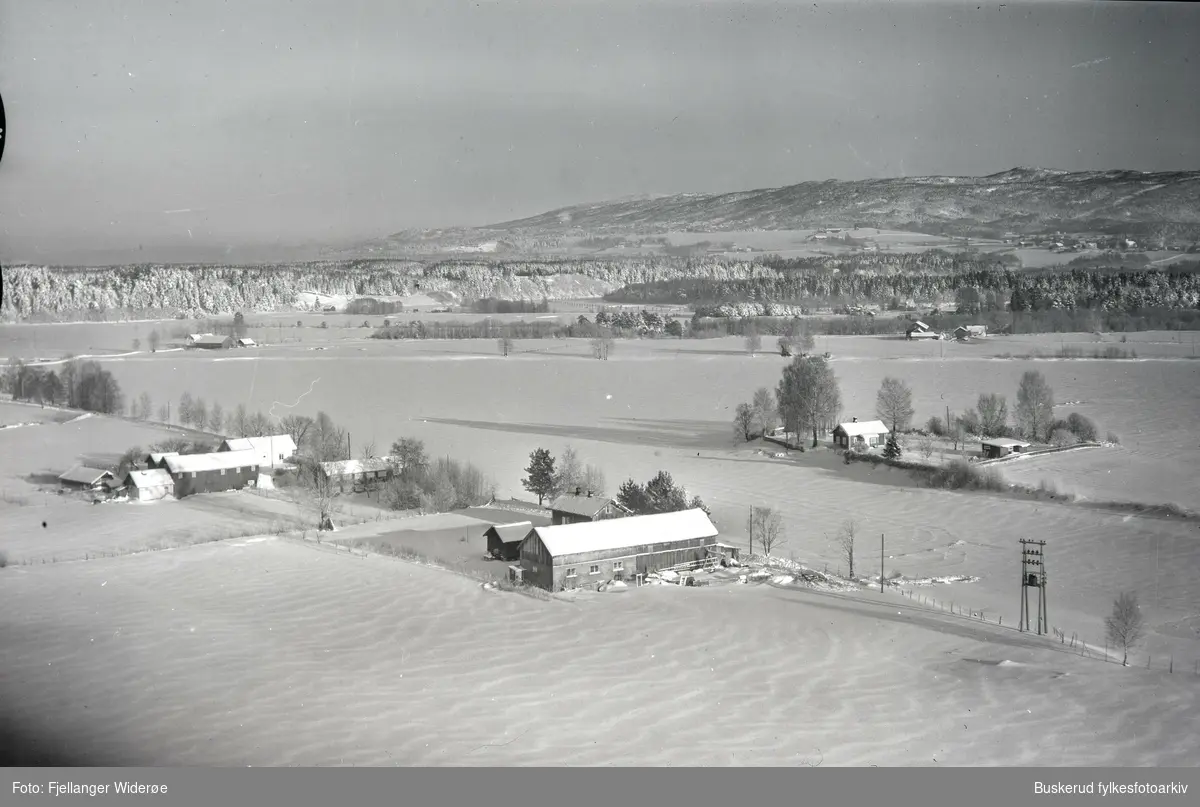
[347,432,351,461]
[748,506,754,556]
[1019,539,1048,635]
[880,534,885,593]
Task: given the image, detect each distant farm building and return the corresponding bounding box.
[514,508,720,591]
[164,450,260,498]
[58,466,116,493]
[120,468,176,501]
[185,333,211,346]
[980,437,1033,460]
[218,434,297,469]
[906,320,939,339]
[318,456,396,492]
[188,334,234,350]
[833,418,890,450]
[485,521,534,561]
[548,490,630,526]
[236,337,256,348]
[953,325,987,340]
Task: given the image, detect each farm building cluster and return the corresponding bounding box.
[186,333,256,349]
[904,320,988,341]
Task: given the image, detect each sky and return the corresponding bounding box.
[0,0,1197,264]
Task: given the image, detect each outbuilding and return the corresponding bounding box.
[953,325,987,341]
[236,337,256,348]
[121,468,176,501]
[484,521,534,561]
[318,456,396,492]
[980,437,1033,459]
[58,466,116,493]
[832,418,890,450]
[188,334,234,350]
[547,490,630,526]
[163,450,260,498]
[516,508,720,591]
[218,434,297,469]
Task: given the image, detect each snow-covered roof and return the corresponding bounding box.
[548,493,625,518]
[909,320,930,330]
[319,456,395,477]
[58,466,115,485]
[981,438,1032,448]
[146,451,179,464]
[164,449,259,474]
[124,468,175,489]
[237,337,256,345]
[486,522,535,543]
[221,434,297,456]
[835,419,890,437]
[530,508,718,559]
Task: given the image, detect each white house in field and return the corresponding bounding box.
[217,434,297,469]
[832,418,890,450]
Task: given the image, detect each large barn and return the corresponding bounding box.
[832,418,890,449]
[188,334,234,350]
[547,490,630,526]
[515,508,720,591]
[163,450,260,498]
[218,434,297,469]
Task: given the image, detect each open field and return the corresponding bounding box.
[1,536,1197,766]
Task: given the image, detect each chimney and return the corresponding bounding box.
[575,486,582,496]
[587,490,593,498]
[852,417,858,423]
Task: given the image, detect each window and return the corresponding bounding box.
[565,568,577,578]
[613,561,624,571]
[220,469,226,476]
[189,472,196,478]
[234,467,241,474]
[589,565,600,575]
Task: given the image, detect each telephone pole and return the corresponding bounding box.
[748,506,754,556]
[880,534,885,593]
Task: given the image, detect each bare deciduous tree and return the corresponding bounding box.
[976,393,1009,437]
[744,324,762,356]
[554,445,585,496]
[583,463,606,496]
[498,337,513,357]
[280,414,314,450]
[748,506,785,564]
[1104,591,1145,666]
[832,519,857,580]
[733,402,756,443]
[875,377,915,434]
[1015,370,1055,442]
[752,387,776,437]
[590,336,613,360]
[293,457,341,531]
[917,433,935,461]
[360,438,378,460]
[777,355,842,448]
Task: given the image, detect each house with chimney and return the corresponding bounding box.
[547,489,631,526]
[831,417,890,450]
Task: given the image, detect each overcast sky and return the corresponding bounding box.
[1,0,1197,263]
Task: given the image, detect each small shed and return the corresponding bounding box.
[548,490,630,526]
[121,468,176,501]
[318,456,396,492]
[832,418,890,449]
[236,337,256,348]
[485,521,534,561]
[58,466,116,493]
[953,325,987,341]
[980,437,1033,459]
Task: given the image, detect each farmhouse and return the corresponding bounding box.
[163,450,260,498]
[318,456,396,492]
[832,418,890,450]
[218,434,297,469]
[58,466,116,493]
[953,325,987,340]
[188,334,234,350]
[548,490,630,526]
[236,337,256,348]
[980,437,1033,460]
[119,468,176,502]
[515,508,720,591]
[484,521,534,561]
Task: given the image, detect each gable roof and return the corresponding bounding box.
[146,451,179,464]
[908,320,930,330]
[124,468,175,489]
[191,334,233,347]
[981,437,1032,448]
[187,333,212,342]
[954,324,987,335]
[485,521,534,544]
[221,434,297,456]
[58,466,116,485]
[164,449,259,474]
[548,493,626,518]
[530,508,718,558]
[237,337,256,345]
[834,419,890,437]
[319,456,395,477]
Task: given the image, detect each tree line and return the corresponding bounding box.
[2,358,125,415]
